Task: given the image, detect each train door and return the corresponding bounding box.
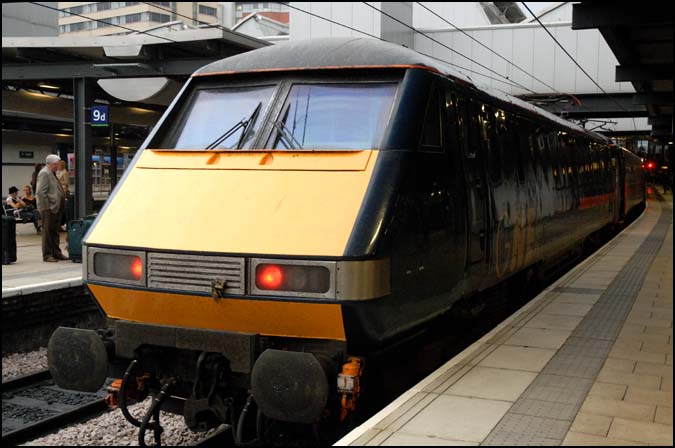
[414,84,465,296]
[609,147,620,223]
[454,94,489,278]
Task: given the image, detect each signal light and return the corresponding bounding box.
[131,257,143,280]
[646,162,655,169]
[257,264,284,290]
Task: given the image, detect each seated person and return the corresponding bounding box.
[5,186,25,217]
[5,186,40,231]
[22,185,41,232]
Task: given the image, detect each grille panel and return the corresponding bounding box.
[148,253,245,295]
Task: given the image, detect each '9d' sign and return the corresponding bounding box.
[91,105,109,126]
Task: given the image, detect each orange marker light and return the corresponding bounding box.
[131,257,143,280]
[257,265,283,290]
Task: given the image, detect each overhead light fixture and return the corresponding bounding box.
[129,107,155,114]
[92,63,159,74]
[38,83,60,90]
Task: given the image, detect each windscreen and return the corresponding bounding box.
[168,85,276,150]
[270,83,397,150]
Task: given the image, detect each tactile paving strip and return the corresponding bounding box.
[482,196,672,446]
[553,286,606,295]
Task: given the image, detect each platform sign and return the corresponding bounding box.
[91,105,109,127]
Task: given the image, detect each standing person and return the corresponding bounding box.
[56,160,69,194]
[31,163,44,196]
[56,160,70,229]
[36,154,67,262]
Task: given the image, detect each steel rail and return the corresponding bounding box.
[2,370,108,446]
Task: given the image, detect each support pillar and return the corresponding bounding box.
[73,77,94,219]
[110,123,118,190]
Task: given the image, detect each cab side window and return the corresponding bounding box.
[466,100,482,159]
[445,90,461,151]
[482,105,502,184]
[420,87,443,152]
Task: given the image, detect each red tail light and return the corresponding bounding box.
[131,257,143,280]
[93,252,144,282]
[257,264,284,290]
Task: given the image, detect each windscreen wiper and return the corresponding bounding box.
[235,102,262,149]
[272,102,303,150]
[204,102,262,150]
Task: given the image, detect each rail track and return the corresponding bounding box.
[2,369,108,446]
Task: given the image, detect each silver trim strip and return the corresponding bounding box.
[336,259,390,301]
[85,248,390,302]
[82,244,88,283]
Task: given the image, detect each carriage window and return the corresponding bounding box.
[538,131,551,184]
[509,121,526,183]
[454,95,470,156]
[445,91,461,150]
[168,85,276,150]
[270,83,397,150]
[484,106,502,183]
[500,112,516,179]
[466,101,481,159]
[420,88,443,150]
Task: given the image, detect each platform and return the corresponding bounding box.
[2,228,81,298]
[337,190,672,446]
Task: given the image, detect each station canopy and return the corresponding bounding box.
[2,25,269,82]
[573,2,673,140]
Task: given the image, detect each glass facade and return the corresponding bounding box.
[58,2,218,35]
[59,11,170,33]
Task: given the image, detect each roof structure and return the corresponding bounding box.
[2,27,270,80]
[572,2,673,140]
[526,3,570,23]
[232,13,289,38]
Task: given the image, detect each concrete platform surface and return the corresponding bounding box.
[337,191,672,447]
[2,228,81,298]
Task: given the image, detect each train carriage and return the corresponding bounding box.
[48,38,645,443]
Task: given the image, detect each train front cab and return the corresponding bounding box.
[47,66,474,432]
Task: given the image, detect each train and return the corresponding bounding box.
[48,38,645,445]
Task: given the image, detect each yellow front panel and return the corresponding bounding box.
[86,150,378,256]
[89,284,346,341]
